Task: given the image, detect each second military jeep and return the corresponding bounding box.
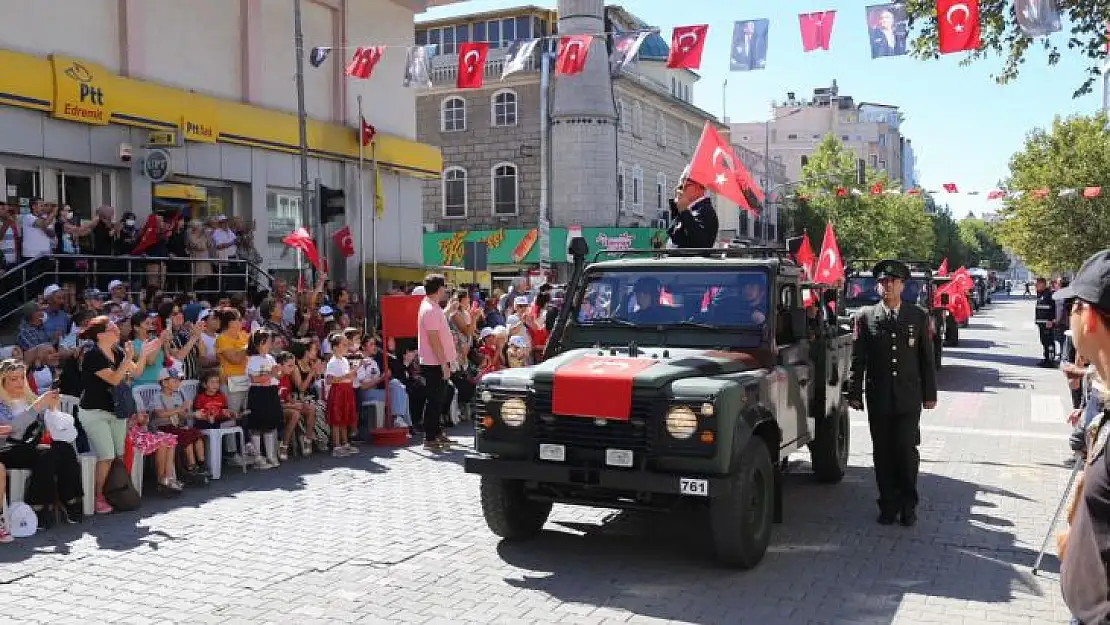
[464,239,854,569]
[841,259,946,368]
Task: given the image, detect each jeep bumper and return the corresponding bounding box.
[464,456,733,499]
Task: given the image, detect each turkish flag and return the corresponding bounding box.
[812,224,844,286]
[1085,186,1103,199]
[986,189,1005,200]
[795,232,816,279]
[798,11,836,52]
[331,225,355,258]
[835,187,848,197]
[870,182,883,196]
[666,25,709,69]
[132,213,176,255]
[556,35,592,75]
[937,0,981,54]
[937,258,949,277]
[456,42,489,89]
[907,188,921,196]
[359,117,376,147]
[552,355,659,420]
[942,182,959,193]
[687,121,763,213]
[282,227,322,272]
[345,46,384,79]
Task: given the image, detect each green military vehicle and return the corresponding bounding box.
[841,259,947,368]
[464,238,854,569]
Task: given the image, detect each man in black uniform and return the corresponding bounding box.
[848,260,938,526]
[1035,277,1058,366]
[667,166,719,249]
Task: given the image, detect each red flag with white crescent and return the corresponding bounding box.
[331,225,355,258]
[552,355,659,420]
[686,121,762,213]
[937,0,981,54]
[666,24,709,69]
[795,232,816,279]
[556,35,592,75]
[456,42,489,89]
[345,47,384,79]
[812,223,844,285]
[798,11,836,52]
[281,227,322,272]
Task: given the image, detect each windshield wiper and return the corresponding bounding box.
[669,320,717,329]
[578,318,637,327]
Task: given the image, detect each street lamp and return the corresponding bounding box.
[762,107,803,243]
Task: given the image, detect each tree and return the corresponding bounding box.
[930,204,971,268]
[997,113,1110,274]
[903,1,1110,97]
[958,217,1012,271]
[791,136,935,260]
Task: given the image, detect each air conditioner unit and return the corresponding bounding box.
[423,223,435,233]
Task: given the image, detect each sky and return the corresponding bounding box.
[420,0,1104,218]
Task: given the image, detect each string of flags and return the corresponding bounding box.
[791,183,1109,202]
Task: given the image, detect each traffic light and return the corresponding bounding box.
[318,183,345,223]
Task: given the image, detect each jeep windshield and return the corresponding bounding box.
[576,269,769,328]
[844,276,926,307]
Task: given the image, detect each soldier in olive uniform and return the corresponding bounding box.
[848,260,939,526]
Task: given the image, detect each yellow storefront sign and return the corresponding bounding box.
[50,55,112,125]
[180,107,218,143]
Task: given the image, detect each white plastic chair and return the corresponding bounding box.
[59,394,79,418]
[179,380,199,406]
[204,426,246,480]
[6,469,30,504]
[132,384,161,414]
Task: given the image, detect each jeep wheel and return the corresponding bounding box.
[945,317,960,347]
[809,402,849,484]
[710,438,775,569]
[479,476,553,541]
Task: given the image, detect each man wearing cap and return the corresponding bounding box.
[667,166,719,249]
[1055,250,1110,624]
[107,280,137,318]
[42,284,70,342]
[848,260,937,526]
[1035,277,1059,366]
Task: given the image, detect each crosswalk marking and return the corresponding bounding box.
[1030,393,1067,424]
[850,420,1064,441]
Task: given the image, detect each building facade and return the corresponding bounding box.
[731,81,912,192]
[414,3,725,285]
[0,0,456,289]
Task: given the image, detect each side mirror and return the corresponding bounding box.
[940,293,950,306]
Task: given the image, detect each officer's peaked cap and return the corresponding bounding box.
[872,259,910,281]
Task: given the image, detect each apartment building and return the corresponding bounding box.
[0,0,457,284]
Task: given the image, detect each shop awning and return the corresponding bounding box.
[154,184,207,201]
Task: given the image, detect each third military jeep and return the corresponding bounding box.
[464,240,854,569]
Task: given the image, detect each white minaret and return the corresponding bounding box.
[549,0,618,228]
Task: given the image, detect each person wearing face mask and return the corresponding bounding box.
[848,260,938,527]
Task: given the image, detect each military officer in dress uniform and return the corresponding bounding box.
[667,165,719,249]
[847,260,938,526]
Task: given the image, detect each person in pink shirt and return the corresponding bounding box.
[417,274,457,451]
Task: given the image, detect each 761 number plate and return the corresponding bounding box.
[679,478,708,497]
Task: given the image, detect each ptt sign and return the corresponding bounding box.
[50,55,113,125]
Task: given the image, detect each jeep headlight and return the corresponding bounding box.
[500,397,527,427]
[665,406,698,439]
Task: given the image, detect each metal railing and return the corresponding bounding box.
[0,253,275,327]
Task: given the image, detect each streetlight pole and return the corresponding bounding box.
[292,0,314,269]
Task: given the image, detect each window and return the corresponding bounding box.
[632,102,643,137]
[869,154,878,168]
[631,165,643,215]
[515,16,531,40]
[617,99,628,132]
[442,167,468,218]
[656,113,667,147]
[492,163,519,216]
[617,162,626,212]
[474,22,486,45]
[426,28,441,50]
[491,89,517,126]
[266,190,307,268]
[878,134,888,147]
[801,155,808,168]
[878,160,887,171]
[841,135,850,141]
[455,24,469,45]
[534,17,548,37]
[501,17,516,46]
[441,25,456,55]
[416,30,427,46]
[656,173,667,211]
[787,133,798,140]
[441,96,466,132]
[487,20,501,48]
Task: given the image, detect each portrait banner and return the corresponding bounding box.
[866,3,909,59]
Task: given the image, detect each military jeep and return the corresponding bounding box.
[841,259,946,369]
[464,239,854,569]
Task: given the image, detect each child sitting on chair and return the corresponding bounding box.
[149,367,209,483]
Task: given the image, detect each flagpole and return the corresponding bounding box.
[371,144,379,307]
[293,0,314,282]
[357,95,367,319]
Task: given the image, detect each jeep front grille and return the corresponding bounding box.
[531,382,658,452]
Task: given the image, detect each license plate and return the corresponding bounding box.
[679,478,709,497]
[539,444,565,462]
[605,448,634,468]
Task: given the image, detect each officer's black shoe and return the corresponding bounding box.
[900,507,917,527]
[877,510,897,525]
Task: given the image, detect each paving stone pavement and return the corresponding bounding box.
[0,291,1079,624]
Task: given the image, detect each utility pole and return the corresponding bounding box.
[293,0,314,269]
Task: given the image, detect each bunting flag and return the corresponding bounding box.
[556,35,592,75]
[791,183,1110,201]
[942,183,959,193]
[403,44,436,88]
[332,225,355,258]
[870,182,884,195]
[282,227,322,272]
[937,0,981,53]
[503,39,540,79]
[687,121,762,213]
[309,46,331,68]
[799,11,836,52]
[457,42,489,88]
[345,46,384,79]
[1015,0,1061,37]
[731,20,769,72]
[610,31,649,73]
[666,24,709,69]
[359,117,376,147]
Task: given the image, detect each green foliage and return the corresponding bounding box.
[997,113,1110,274]
[958,217,1012,271]
[791,136,935,260]
[903,0,1110,97]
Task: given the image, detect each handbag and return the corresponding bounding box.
[227,374,250,393]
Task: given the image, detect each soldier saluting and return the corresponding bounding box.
[666,165,719,249]
[847,260,938,526]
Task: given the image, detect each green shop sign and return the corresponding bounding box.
[422,227,667,266]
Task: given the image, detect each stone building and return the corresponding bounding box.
[414,3,730,285]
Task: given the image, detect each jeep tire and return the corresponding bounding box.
[710,438,775,569]
[479,476,553,541]
[809,401,849,483]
